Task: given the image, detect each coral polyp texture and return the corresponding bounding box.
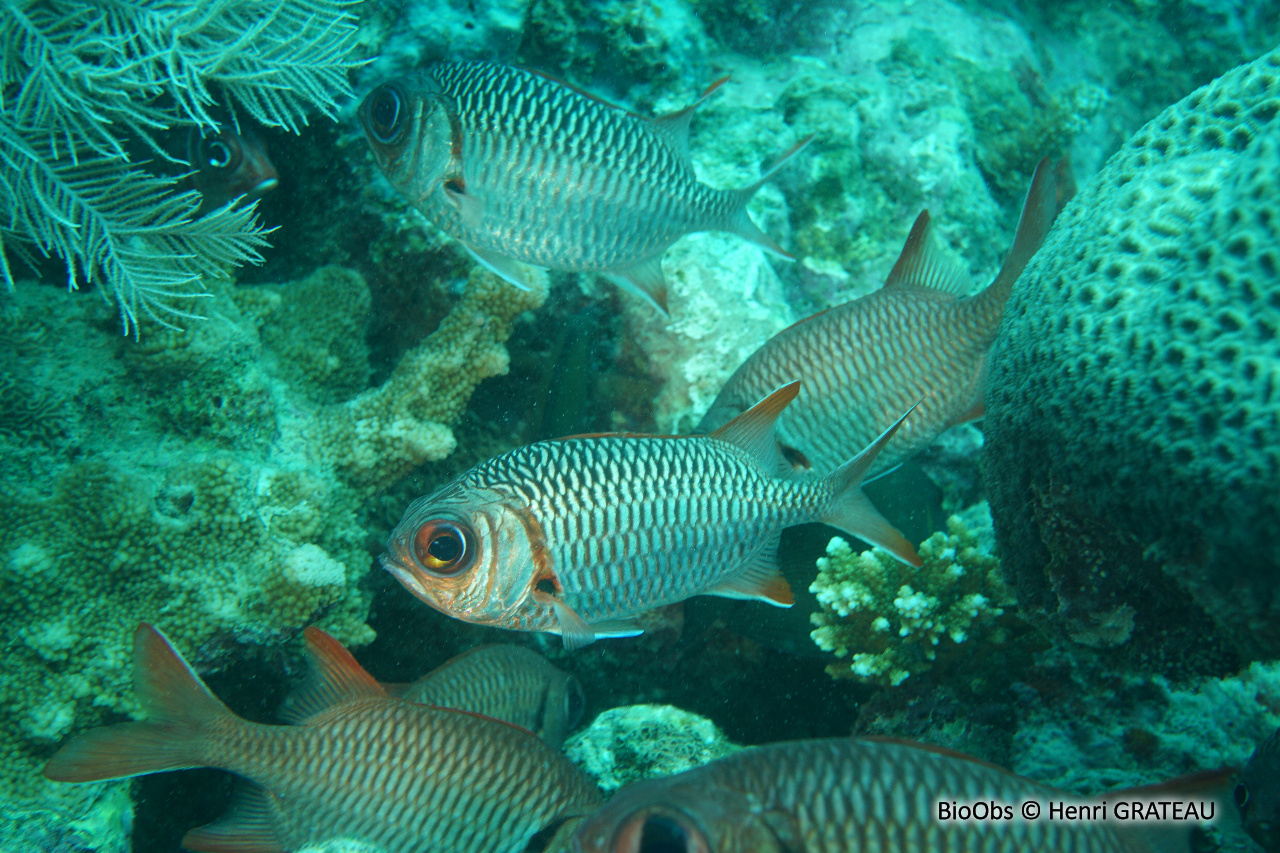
[0,265,543,797]
[983,49,1280,674]
[809,504,1013,686]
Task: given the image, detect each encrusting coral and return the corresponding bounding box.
[809,504,1013,686]
[0,264,544,798]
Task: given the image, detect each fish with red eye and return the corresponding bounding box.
[414,519,474,574]
[382,381,922,649]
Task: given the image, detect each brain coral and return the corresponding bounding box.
[983,49,1280,673]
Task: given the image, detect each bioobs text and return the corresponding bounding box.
[936,801,1015,821]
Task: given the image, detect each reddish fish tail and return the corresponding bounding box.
[977,156,1077,312]
[43,623,232,782]
[822,406,923,567]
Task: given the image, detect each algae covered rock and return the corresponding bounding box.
[564,704,740,792]
[0,264,545,797]
[983,49,1280,673]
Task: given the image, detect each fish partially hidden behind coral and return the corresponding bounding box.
[382,381,921,650]
[44,625,601,853]
[1237,727,1280,851]
[188,125,279,214]
[381,644,586,748]
[359,61,811,312]
[697,157,1074,478]
[572,736,1224,853]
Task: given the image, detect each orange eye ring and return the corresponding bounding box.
[411,520,474,576]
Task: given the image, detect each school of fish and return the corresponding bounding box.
[40,58,1234,853]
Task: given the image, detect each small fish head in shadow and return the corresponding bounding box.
[188,125,278,212]
[360,75,455,210]
[382,482,546,632]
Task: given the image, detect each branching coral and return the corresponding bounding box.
[0,0,363,335]
[809,505,1014,686]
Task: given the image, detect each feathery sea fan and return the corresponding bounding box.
[0,0,363,336]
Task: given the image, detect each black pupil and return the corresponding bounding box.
[373,89,400,134]
[639,816,688,853]
[428,531,462,563]
[205,140,232,168]
[1235,783,1249,808]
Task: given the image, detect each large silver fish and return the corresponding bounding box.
[388,643,585,748]
[697,158,1074,477]
[573,736,1221,853]
[44,624,601,853]
[359,61,810,312]
[382,381,921,650]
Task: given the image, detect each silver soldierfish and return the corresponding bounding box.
[382,381,921,651]
[388,644,585,748]
[698,158,1074,477]
[573,737,1219,853]
[44,624,601,853]
[358,61,811,313]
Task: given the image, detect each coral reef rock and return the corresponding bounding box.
[0,266,544,796]
[564,704,739,792]
[983,49,1280,674]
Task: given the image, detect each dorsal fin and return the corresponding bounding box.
[710,381,799,472]
[650,76,730,165]
[859,736,1030,780]
[278,627,388,724]
[883,210,972,296]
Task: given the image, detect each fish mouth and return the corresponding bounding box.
[380,551,430,601]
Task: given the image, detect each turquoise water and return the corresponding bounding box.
[1,1,1278,851]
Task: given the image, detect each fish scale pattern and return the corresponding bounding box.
[984,48,1280,669]
[699,288,996,476]
[432,62,739,270]
[212,699,598,853]
[469,436,821,622]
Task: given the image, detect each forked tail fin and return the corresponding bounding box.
[978,156,1077,312]
[822,406,922,567]
[727,134,816,259]
[43,623,234,782]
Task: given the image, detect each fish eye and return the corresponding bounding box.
[203,139,234,169]
[638,815,692,853]
[366,85,406,144]
[412,520,474,575]
[1234,782,1249,809]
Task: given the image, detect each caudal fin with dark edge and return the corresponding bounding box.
[43,623,234,783]
[822,405,923,567]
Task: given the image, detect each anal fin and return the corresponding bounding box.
[602,256,669,314]
[462,241,537,292]
[181,782,284,853]
[708,534,794,607]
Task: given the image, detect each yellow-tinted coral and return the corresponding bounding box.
[809,504,1013,686]
[318,266,548,492]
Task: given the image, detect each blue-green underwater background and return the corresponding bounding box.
[1,0,1278,851]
